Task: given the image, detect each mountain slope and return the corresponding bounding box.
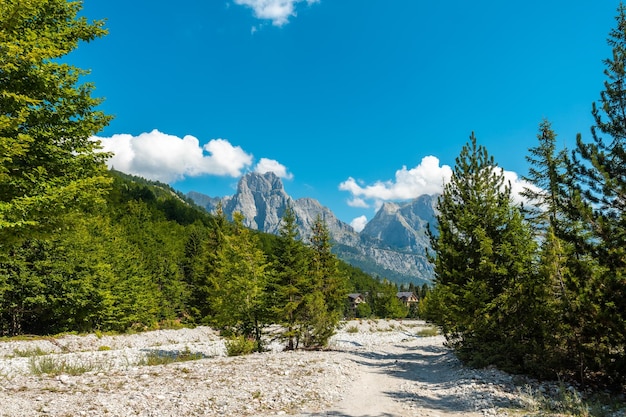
[187,172,437,285]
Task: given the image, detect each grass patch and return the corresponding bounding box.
[138,346,204,366]
[514,382,626,417]
[12,346,49,357]
[29,356,100,376]
[345,325,359,333]
[415,326,439,337]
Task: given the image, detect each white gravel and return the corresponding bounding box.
[0,320,622,417]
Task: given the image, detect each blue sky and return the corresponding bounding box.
[74,1,620,231]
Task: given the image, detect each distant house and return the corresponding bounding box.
[396,291,418,307]
[347,293,366,313]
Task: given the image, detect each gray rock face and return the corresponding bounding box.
[187,172,437,284]
[361,195,437,252]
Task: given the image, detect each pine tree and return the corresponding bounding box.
[521,120,570,230]
[426,133,537,369]
[570,2,626,385]
[270,205,309,350]
[302,215,348,348]
[184,204,230,323]
[211,212,270,351]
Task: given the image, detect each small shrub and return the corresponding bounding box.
[345,325,359,334]
[513,381,626,417]
[225,336,256,357]
[98,346,111,351]
[355,302,372,318]
[157,319,185,330]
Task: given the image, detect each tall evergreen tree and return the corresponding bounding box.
[521,120,570,230]
[184,204,230,323]
[270,205,309,350]
[302,215,348,348]
[571,2,626,385]
[519,120,589,378]
[425,133,538,369]
[211,212,270,351]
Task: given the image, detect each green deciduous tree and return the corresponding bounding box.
[0,0,112,237]
[371,280,408,319]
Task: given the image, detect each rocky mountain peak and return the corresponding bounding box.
[237,171,284,195]
[380,202,400,215]
[187,172,436,285]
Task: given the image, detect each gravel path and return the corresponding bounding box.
[0,320,614,417]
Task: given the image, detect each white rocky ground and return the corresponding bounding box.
[0,320,622,417]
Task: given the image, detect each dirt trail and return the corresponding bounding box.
[329,347,407,416]
[310,340,489,417]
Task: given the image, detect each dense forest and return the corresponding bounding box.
[423,5,626,391]
[2,0,626,394]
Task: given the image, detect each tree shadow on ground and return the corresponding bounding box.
[344,343,518,414]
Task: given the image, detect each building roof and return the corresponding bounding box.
[396,292,417,299]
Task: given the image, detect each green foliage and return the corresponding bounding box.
[269,205,310,350]
[345,324,359,333]
[300,215,349,348]
[225,335,257,357]
[354,302,372,319]
[425,132,539,372]
[209,212,270,351]
[29,356,100,376]
[415,326,439,337]
[567,2,626,386]
[370,281,408,319]
[0,0,112,237]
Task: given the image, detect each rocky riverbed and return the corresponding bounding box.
[0,320,622,417]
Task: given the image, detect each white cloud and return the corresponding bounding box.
[499,168,543,206]
[339,156,453,202]
[338,154,539,210]
[254,157,293,179]
[94,129,253,183]
[347,197,369,208]
[234,0,319,26]
[350,215,368,233]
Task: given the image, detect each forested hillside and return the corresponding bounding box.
[1,168,397,341]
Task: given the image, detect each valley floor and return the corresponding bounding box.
[0,320,622,417]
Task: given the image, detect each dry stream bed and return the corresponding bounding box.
[0,320,623,417]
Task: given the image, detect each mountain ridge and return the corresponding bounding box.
[188,172,437,285]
